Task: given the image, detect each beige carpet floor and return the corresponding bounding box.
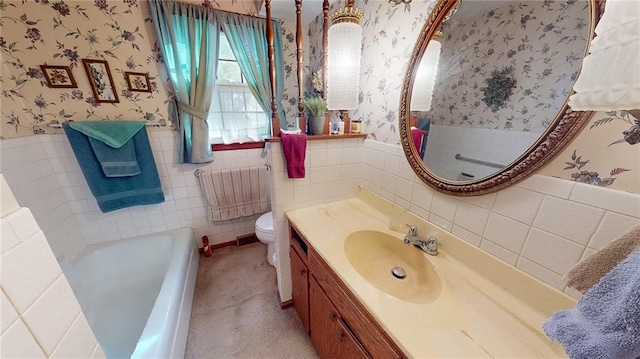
[185,243,318,359]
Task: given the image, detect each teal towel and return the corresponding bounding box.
[87,138,140,177]
[69,121,145,177]
[63,123,164,213]
[68,121,145,148]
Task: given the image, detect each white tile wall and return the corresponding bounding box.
[269,138,363,302]
[3,132,639,306]
[423,124,541,181]
[0,136,83,259]
[0,132,268,255]
[359,139,640,297]
[0,172,103,358]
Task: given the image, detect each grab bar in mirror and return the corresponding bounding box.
[454,154,504,169]
[46,120,166,128]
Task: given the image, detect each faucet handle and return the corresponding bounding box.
[425,237,438,255]
[405,224,417,236]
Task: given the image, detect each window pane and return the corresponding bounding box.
[217,61,242,84]
[218,33,235,60]
[232,92,246,112]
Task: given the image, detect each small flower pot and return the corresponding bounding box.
[309,115,325,135]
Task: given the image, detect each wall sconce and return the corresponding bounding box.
[568,0,640,144]
[326,0,364,132]
[410,32,442,112]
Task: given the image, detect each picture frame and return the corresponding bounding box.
[81,59,119,103]
[40,65,77,88]
[124,71,152,93]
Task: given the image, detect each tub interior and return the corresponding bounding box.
[62,232,181,358]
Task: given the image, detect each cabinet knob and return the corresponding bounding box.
[329,312,337,321]
[299,268,306,275]
[337,330,345,342]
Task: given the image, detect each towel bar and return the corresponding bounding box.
[454,153,504,169]
[47,120,166,128]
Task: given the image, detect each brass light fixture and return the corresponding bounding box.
[326,0,364,132]
[410,31,442,112]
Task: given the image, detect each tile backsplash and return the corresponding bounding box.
[3,132,639,304]
[359,139,640,297]
[0,131,266,260]
[269,138,363,302]
[0,173,104,358]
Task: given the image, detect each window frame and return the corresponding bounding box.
[209,31,269,150]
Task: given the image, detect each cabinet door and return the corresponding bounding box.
[291,248,309,332]
[310,278,369,359]
[309,251,404,358]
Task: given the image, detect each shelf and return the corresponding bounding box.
[265,133,367,142]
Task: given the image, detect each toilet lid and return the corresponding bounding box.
[256,212,273,232]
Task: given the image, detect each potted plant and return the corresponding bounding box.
[304,96,327,135]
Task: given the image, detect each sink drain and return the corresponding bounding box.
[391,267,406,279]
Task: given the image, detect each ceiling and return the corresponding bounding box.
[258,0,340,25]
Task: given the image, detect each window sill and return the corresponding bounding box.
[211,142,265,151]
[265,133,367,142]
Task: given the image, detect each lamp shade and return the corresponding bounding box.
[327,21,362,110]
[410,39,442,112]
[568,0,640,111]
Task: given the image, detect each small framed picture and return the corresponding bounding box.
[82,59,119,103]
[124,72,152,93]
[40,65,77,88]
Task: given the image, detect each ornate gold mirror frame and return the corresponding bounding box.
[399,0,605,196]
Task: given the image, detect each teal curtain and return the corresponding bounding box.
[217,12,287,132]
[149,0,218,163]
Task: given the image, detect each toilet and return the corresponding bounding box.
[255,212,276,266]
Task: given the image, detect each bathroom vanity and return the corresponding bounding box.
[290,224,404,358]
[287,188,576,358]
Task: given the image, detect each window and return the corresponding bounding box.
[207,33,270,145]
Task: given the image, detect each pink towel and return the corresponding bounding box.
[411,127,423,151]
[281,133,307,178]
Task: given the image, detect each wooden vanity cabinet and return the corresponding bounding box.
[310,277,369,359]
[289,223,404,359]
[290,230,310,332]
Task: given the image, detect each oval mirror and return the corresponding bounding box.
[400,0,604,196]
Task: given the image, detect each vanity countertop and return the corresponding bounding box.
[286,188,575,358]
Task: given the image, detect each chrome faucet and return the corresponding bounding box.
[404,225,438,256]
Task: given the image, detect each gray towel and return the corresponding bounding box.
[566,224,640,293]
[543,248,640,359]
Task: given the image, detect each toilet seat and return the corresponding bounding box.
[255,212,275,243]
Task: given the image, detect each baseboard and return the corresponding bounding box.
[236,233,259,246]
[200,233,259,253]
[280,299,294,309]
[210,240,236,250]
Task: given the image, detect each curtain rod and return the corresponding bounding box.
[172,0,278,21]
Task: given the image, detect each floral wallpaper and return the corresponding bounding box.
[428,0,588,132]
[307,0,429,132]
[308,0,638,194]
[0,0,300,138]
[1,0,171,138]
[540,111,639,193]
[279,19,310,129]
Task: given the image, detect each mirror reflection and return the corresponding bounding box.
[409,0,590,182]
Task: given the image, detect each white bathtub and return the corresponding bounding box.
[62,228,199,358]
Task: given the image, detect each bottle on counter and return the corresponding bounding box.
[351,119,362,134]
[338,121,345,135]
